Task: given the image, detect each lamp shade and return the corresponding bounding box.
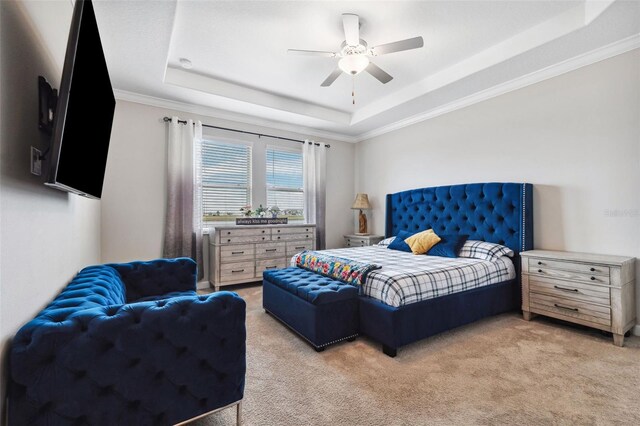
[351,193,371,210]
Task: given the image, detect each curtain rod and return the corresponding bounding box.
[162,117,330,148]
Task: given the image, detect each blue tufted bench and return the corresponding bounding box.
[8,258,246,426]
[262,267,359,351]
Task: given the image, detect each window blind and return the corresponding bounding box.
[202,140,251,220]
[266,148,304,217]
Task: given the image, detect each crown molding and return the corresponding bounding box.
[115,35,638,145]
[112,90,359,143]
[354,34,640,142]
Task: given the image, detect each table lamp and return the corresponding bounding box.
[351,193,371,235]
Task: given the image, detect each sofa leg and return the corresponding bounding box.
[347,336,357,342]
[382,344,397,358]
[236,400,243,426]
[314,346,325,352]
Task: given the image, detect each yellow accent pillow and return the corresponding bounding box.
[404,229,441,255]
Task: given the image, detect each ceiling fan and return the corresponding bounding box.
[288,13,424,88]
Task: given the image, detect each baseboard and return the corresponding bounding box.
[197,280,210,290]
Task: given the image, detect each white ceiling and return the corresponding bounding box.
[28,1,640,142]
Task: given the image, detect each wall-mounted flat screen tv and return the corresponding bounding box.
[46,0,115,199]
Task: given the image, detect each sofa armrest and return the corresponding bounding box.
[107,257,197,302]
[9,291,246,425]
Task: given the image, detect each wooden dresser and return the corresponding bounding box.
[209,224,316,290]
[521,250,636,346]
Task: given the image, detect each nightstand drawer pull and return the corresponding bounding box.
[231,251,244,255]
[538,261,543,265]
[553,285,579,293]
[590,276,596,281]
[538,269,543,273]
[231,269,245,273]
[554,303,579,312]
[590,267,595,272]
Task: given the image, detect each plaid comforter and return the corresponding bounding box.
[292,246,515,307]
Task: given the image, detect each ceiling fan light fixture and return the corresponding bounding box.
[338,55,369,75]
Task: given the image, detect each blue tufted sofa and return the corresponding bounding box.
[8,258,246,426]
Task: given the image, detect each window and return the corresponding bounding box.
[266,147,304,220]
[201,140,251,223]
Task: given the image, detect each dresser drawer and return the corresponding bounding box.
[220,234,270,244]
[529,266,610,285]
[255,259,287,276]
[220,261,255,282]
[220,244,255,262]
[272,226,314,235]
[528,258,609,276]
[529,276,610,305]
[286,240,313,256]
[530,292,611,326]
[255,242,286,259]
[219,227,269,238]
[272,232,313,242]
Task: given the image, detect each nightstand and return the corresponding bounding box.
[521,250,636,346]
[344,234,384,248]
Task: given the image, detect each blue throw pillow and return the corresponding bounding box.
[427,234,469,258]
[387,230,416,253]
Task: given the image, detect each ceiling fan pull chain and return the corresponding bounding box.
[352,77,356,105]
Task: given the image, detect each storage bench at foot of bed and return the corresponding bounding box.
[262,267,359,351]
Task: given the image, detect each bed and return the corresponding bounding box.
[338,182,532,356]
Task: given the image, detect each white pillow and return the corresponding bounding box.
[458,240,514,262]
[377,236,396,247]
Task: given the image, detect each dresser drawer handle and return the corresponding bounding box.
[554,285,578,293]
[231,251,244,255]
[227,231,231,235]
[231,269,245,273]
[590,267,595,272]
[537,269,543,273]
[590,276,596,281]
[537,261,543,265]
[262,230,266,233]
[554,303,579,312]
[277,230,281,233]
[265,248,277,252]
[227,239,231,243]
[295,246,306,250]
[265,266,277,270]
[277,236,281,240]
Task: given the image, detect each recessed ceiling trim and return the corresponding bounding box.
[350,0,616,125]
[164,66,351,125]
[355,34,640,142]
[113,89,358,143]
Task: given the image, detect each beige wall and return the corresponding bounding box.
[355,49,640,331]
[101,100,355,268]
[0,1,101,413]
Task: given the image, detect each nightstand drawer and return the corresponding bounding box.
[529,276,610,305]
[530,293,611,326]
[529,266,610,285]
[346,238,366,247]
[528,258,609,276]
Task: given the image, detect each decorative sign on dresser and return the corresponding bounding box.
[344,234,384,248]
[521,250,636,346]
[209,224,316,290]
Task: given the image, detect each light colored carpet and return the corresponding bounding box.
[194,284,640,426]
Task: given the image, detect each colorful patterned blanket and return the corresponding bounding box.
[293,250,381,286]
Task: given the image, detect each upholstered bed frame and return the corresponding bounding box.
[359,182,533,357]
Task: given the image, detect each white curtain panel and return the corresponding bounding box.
[303,140,327,249]
[163,117,204,278]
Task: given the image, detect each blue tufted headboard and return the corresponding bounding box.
[385,183,533,256]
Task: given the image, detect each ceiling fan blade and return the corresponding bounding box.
[365,62,393,84]
[320,68,343,87]
[287,49,336,58]
[342,13,360,46]
[371,36,424,56]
